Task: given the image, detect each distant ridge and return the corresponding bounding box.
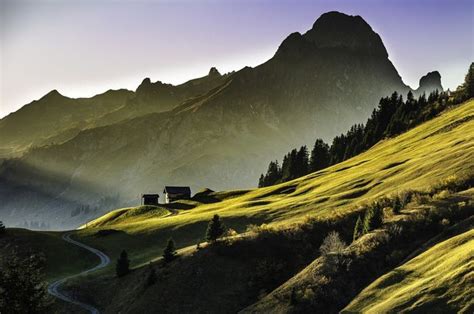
[0,11,444,229]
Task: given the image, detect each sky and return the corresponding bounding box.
[1,0,473,118]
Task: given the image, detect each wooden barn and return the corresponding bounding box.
[141,194,159,206]
[163,186,191,203]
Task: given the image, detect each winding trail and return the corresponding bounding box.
[48,232,110,314]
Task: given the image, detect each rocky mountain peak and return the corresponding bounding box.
[41,89,64,100]
[419,71,442,90]
[136,77,164,94]
[303,11,388,57]
[414,71,443,96]
[208,67,221,77]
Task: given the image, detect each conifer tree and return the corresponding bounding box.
[353,215,363,241]
[363,202,384,234]
[295,146,309,177]
[116,250,130,277]
[206,214,225,242]
[258,174,265,188]
[0,252,50,313]
[266,161,281,185]
[309,139,330,172]
[281,149,298,181]
[162,238,177,263]
[372,202,384,228]
[362,208,372,235]
[464,62,474,98]
[0,221,5,235]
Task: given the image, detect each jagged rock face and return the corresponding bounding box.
[304,11,389,57]
[415,71,443,96]
[208,67,221,77]
[0,12,411,229]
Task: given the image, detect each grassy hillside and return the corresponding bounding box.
[0,229,97,281]
[342,228,474,313]
[77,99,474,271]
[242,191,473,314]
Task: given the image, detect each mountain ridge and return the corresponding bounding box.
[0,11,444,229]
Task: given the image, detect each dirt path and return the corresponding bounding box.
[47,232,110,314]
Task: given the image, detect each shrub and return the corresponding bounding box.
[116,250,130,277]
[320,231,346,256]
[412,192,431,205]
[245,223,276,238]
[440,218,450,226]
[0,221,5,235]
[225,228,238,237]
[392,196,402,214]
[434,189,451,200]
[400,190,413,206]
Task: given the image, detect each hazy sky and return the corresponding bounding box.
[1,0,473,118]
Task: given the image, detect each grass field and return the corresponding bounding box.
[342,228,474,313]
[76,99,474,272]
[0,229,97,281]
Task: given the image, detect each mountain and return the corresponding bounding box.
[0,69,230,158]
[0,89,133,158]
[0,12,443,229]
[414,71,443,96]
[48,98,473,313]
[92,67,231,127]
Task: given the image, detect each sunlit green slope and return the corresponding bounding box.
[79,99,474,268]
[342,228,474,313]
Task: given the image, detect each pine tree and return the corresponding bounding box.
[407,90,414,102]
[464,62,474,98]
[258,174,265,188]
[281,149,298,181]
[116,250,130,277]
[309,139,330,172]
[162,238,177,263]
[353,215,363,241]
[295,146,309,177]
[372,202,384,228]
[266,161,281,185]
[0,252,50,313]
[0,221,5,235]
[206,214,225,242]
[362,208,372,235]
[363,202,384,234]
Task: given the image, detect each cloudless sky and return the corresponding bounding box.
[1,0,473,118]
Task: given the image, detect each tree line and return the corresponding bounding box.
[259,62,474,188]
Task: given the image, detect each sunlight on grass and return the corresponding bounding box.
[342,229,474,313]
[77,100,474,270]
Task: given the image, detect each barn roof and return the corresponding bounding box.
[163,186,191,195]
[141,194,159,198]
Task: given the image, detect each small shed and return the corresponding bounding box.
[141,194,159,206]
[163,186,191,203]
